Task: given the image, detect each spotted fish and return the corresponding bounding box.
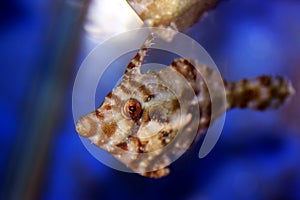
[75,35,294,178]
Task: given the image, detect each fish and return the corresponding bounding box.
[75,34,295,178]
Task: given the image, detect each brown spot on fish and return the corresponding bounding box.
[103,104,112,110]
[120,84,131,94]
[106,91,112,99]
[133,52,141,62]
[139,85,155,102]
[101,121,117,138]
[144,94,155,102]
[158,130,173,146]
[171,59,197,81]
[95,109,104,119]
[244,88,261,108]
[259,76,272,86]
[141,111,150,123]
[142,168,170,179]
[128,79,142,88]
[126,61,137,71]
[128,136,143,153]
[255,100,271,111]
[171,99,180,110]
[116,142,128,151]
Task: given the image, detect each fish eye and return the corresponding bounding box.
[124,98,142,121]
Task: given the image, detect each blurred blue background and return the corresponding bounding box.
[1,0,300,199]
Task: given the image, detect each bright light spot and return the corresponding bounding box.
[84,0,143,41]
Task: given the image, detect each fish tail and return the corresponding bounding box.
[225,75,295,110]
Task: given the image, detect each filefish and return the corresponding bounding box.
[76,35,294,178]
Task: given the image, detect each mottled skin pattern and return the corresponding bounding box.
[76,35,294,178]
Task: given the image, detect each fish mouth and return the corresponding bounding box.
[75,115,97,138]
[75,117,88,136]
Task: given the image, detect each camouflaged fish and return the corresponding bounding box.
[76,35,294,178]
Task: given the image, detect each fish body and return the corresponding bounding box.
[76,35,294,178]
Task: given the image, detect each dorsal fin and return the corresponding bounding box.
[125,33,155,75]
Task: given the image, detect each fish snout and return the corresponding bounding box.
[76,116,97,137]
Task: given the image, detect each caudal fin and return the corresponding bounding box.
[226,75,295,110]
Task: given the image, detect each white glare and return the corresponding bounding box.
[84,0,143,41]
